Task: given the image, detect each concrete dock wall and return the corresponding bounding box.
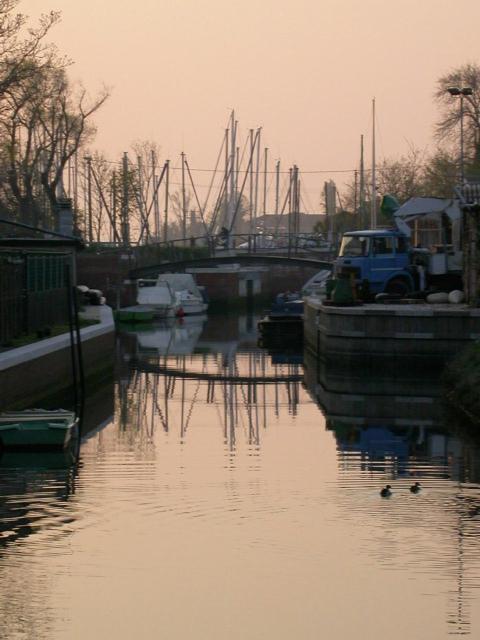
[0,306,115,411]
[305,297,480,364]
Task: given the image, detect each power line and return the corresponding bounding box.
[73,158,359,175]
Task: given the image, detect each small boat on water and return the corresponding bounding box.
[136,279,179,317]
[258,295,304,345]
[157,274,208,315]
[0,409,79,450]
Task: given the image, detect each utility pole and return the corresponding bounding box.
[235,145,240,209]
[73,152,78,226]
[112,170,117,243]
[263,147,268,215]
[224,128,229,230]
[137,155,149,242]
[151,150,159,240]
[354,169,358,217]
[121,152,130,247]
[288,166,293,255]
[228,112,236,238]
[254,128,261,231]
[359,134,365,228]
[181,151,187,241]
[85,155,93,243]
[164,159,170,243]
[249,129,254,234]
[292,165,299,238]
[275,160,280,216]
[371,98,377,229]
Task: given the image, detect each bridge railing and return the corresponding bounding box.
[84,233,333,261]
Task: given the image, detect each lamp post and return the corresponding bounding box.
[447,86,473,183]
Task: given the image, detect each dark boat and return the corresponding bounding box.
[258,297,304,345]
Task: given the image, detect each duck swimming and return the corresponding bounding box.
[380,485,392,498]
[410,482,421,493]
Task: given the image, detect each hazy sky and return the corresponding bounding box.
[21,0,480,205]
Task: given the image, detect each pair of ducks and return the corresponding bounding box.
[380,482,421,497]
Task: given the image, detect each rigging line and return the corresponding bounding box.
[301,181,315,212]
[138,162,168,243]
[184,379,202,433]
[299,193,309,214]
[184,157,211,237]
[201,131,226,216]
[301,185,316,213]
[274,178,291,236]
[151,379,169,432]
[208,164,230,233]
[89,164,122,243]
[228,128,261,233]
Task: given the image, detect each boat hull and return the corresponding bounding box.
[0,411,78,450]
[115,306,155,323]
[179,301,208,315]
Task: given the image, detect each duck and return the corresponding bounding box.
[380,485,392,498]
[410,482,421,494]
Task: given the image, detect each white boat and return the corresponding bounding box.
[156,274,208,315]
[136,279,179,317]
[133,317,206,355]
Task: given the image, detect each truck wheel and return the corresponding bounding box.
[385,278,410,296]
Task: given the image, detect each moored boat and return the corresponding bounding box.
[114,305,155,323]
[258,297,304,345]
[136,279,179,317]
[0,409,79,450]
[157,274,208,315]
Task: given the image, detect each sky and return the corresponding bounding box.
[20,0,480,208]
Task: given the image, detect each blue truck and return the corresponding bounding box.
[333,197,464,297]
[335,229,414,296]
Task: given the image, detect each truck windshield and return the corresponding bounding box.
[339,235,369,257]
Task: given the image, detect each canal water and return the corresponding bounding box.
[1,315,480,639]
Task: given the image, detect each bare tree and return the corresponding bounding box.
[0,2,109,228]
[130,140,165,242]
[376,148,427,202]
[435,63,480,163]
[0,63,108,226]
[421,149,458,197]
[0,1,61,97]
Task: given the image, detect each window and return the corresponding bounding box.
[372,236,394,255]
[338,236,370,257]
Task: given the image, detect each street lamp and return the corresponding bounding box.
[447,86,473,183]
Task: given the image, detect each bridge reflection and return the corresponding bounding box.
[117,316,303,447]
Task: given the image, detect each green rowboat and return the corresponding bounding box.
[114,306,155,323]
[0,409,79,450]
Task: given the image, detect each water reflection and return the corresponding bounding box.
[2,315,480,639]
[0,379,114,552]
[303,346,480,636]
[118,316,304,449]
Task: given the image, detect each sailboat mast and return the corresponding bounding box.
[229,111,236,235]
[359,134,365,227]
[263,147,268,215]
[371,98,377,229]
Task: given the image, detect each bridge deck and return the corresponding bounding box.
[130,253,332,279]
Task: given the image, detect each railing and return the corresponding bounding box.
[85,233,333,262]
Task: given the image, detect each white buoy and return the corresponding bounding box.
[448,290,464,304]
[426,292,449,304]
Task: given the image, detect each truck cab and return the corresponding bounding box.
[335,229,413,295]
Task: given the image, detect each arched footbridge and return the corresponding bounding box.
[130,254,332,279]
